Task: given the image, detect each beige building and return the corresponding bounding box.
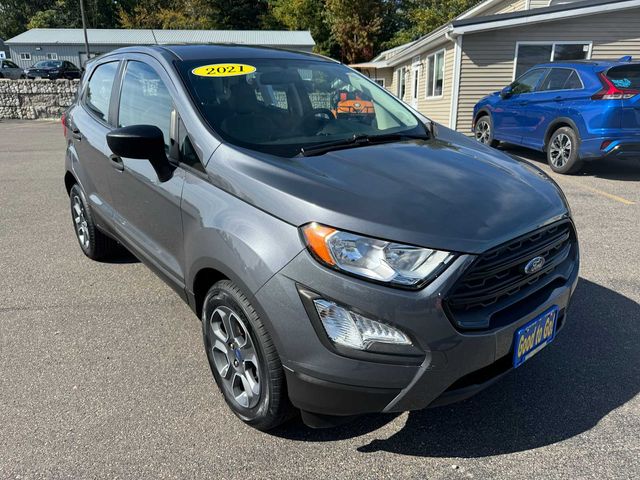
[352,0,640,133]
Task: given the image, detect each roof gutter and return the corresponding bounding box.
[451,0,640,34]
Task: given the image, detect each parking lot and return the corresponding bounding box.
[0,119,638,479]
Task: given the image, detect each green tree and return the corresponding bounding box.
[386,0,480,48]
[324,0,386,63]
[270,0,338,57]
[207,0,270,29]
[118,0,212,29]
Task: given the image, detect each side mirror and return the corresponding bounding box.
[106,125,174,182]
[500,85,513,99]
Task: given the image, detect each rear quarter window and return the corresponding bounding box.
[606,65,640,89]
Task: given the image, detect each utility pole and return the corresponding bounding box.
[79,0,90,67]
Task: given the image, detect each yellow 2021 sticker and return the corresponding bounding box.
[191,63,256,77]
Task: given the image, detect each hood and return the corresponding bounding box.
[209,129,569,254]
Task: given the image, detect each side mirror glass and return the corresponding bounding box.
[106,125,174,182]
[500,85,513,98]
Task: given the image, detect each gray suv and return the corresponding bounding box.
[63,45,579,430]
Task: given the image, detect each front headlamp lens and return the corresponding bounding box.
[302,223,454,287]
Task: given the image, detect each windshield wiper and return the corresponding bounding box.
[300,132,429,157]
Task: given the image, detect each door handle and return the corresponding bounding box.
[109,155,124,171]
[553,96,563,102]
[518,101,529,106]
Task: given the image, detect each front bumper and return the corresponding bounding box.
[255,239,579,417]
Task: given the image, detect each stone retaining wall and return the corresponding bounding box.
[0,79,79,119]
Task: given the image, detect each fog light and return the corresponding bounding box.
[312,299,412,351]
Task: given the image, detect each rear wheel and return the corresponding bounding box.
[474,115,500,147]
[69,183,119,260]
[202,280,294,431]
[547,126,583,174]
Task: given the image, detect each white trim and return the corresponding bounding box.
[425,49,446,99]
[452,0,640,34]
[526,0,531,9]
[512,40,592,80]
[373,78,385,87]
[456,0,507,20]
[449,36,463,130]
[411,55,420,107]
[388,25,450,67]
[46,52,58,60]
[19,52,31,60]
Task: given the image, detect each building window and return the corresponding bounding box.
[514,42,591,78]
[20,53,31,61]
[397,68,406,98]
[426,50,445,98]
[373,78,385,87]
[46,53,58,60]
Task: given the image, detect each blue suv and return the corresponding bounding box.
[473,58,640,174]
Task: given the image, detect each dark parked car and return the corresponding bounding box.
[0,59,25,79]
[473,57,640,174]
[25,60,81,80]
[63,45,579,431]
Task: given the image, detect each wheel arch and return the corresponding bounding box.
[473,108,492,129]
[544,117,580,151]
[64,170,78,196]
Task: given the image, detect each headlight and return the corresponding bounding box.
[301,222,455,288]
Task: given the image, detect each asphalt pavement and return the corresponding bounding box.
[0,120,638,479]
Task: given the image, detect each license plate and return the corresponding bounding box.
[513,306,558,368]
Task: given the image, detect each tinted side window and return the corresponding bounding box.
[6,61,19,68]
[118,61,173,150]
[84,61,118,122]
[540,69,574,91]
[511,69,548,94]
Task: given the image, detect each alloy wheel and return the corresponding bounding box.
[475,120,491,144]
[549,133,572,168]
[209,306,261,409]
[72,194,90,250]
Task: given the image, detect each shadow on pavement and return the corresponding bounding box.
[501,144,640,181]
[275,279,639,458]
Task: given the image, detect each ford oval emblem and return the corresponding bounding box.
[524,256,546,274]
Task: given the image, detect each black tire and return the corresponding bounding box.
[474,114,500,147]
[546,126,583,174]
[0,73,4,79]
[202,280,294,431]
[69,183,119,260]
[20,75,26,79]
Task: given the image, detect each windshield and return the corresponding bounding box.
[606,64,640,90]
[33,61,63,69]
[177,58,424,157]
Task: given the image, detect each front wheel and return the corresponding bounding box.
[474,115,500,147]
[547,126,583,174]
[202,280,294,431]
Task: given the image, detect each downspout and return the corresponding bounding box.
[445,28,463,131]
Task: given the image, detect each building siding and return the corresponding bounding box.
[529,0,550,8]
[8,44,126,68]
[387,44,453,126]
[455,7,640,132]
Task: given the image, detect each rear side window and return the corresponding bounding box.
[118,61,173,150]
[540,69,582,91]
[84,62,118,122]
[606,65,640,89]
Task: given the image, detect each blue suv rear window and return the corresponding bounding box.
[606,65,640,89]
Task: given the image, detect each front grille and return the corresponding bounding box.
[446,220,577,330]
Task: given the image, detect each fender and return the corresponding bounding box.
[543,116,583,150]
